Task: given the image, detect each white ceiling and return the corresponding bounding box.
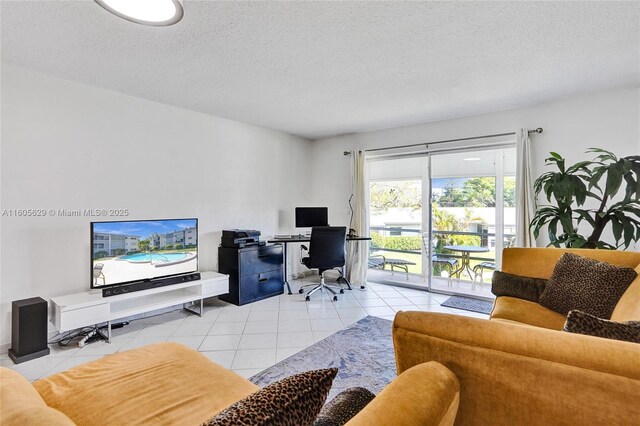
[2,1,639,140]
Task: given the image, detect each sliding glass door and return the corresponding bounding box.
[368,156,427,285]
[427,147,515,296]
[367,144,516,297]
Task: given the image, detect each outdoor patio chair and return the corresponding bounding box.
[368,254,416,280]
[421,233,459,287]
[368,254,385,270]
[93,263,105,285]
[471,237,515,289]
[472,261,496,289]
[431,255,459,287]
[386,258,416,280]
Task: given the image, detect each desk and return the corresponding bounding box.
[267,235,371,294]
[443,245,490,280]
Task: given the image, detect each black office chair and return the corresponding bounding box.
[299,226,347,301]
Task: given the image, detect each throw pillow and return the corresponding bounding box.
[539,253,637,318]
[563,310,640,343]
[491,271,548,302]
[313,387,375,426]
[202,368,338,426]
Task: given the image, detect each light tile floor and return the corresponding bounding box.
[1,277,488,381]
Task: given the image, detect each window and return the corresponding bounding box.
[366,145,516,297]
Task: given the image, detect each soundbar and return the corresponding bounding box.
[102,272,201,297]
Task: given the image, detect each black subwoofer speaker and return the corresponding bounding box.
[8,297,50,364]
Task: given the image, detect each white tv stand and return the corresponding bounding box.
[50,272,229,343]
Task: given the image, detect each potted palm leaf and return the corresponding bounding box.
[531,148,640,249]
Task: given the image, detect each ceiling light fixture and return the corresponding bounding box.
[463,157,481,162]
[95,0,183,26]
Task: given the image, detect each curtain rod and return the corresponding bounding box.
[342,127,543,155]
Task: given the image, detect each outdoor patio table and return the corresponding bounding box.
[443,245,490,280]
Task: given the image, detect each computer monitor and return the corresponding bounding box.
[295,207,329,228]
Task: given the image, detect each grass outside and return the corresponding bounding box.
[370,249,497,283]
[151,249,198,254]
[93,256,117,262]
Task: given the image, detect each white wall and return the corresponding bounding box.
[0,66,313,347]
[310,85,640,248]
[1,68,638,349]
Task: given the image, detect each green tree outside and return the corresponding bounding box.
[138,239,151,252]
[370,177,514,210]
[370,180,422,214]
[432,204,480,248]
[435,177,515,207]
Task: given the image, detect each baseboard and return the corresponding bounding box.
[1,302,198,356]
[1,333,62,355]
[367,278,495,302]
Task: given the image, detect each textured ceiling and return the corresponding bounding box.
[2,1,639,139]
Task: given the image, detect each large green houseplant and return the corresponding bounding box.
[531,148,640,249]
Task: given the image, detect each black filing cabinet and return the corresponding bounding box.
[218,245,283,306]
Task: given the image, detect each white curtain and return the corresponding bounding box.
[516,128,537,247]
[347,149,369,286]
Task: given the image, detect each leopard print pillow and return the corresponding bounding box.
[563,310,640,343]
[313,387,375,426]
[491,271,548,302]
[539,253,637,319]
[202,368,338,426]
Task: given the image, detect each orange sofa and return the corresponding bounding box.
[393,248,640,425]
[1,342,461,426]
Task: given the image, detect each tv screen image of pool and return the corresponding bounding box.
[91,218,198,288]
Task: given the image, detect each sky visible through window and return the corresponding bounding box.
[92,219,197,238]
[432,178,465,190]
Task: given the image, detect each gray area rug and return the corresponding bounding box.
[441,295,493,314]
[249,316,396,400]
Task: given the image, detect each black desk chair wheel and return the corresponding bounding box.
[299,226,348,301]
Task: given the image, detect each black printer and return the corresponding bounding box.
[221,229,263,248]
